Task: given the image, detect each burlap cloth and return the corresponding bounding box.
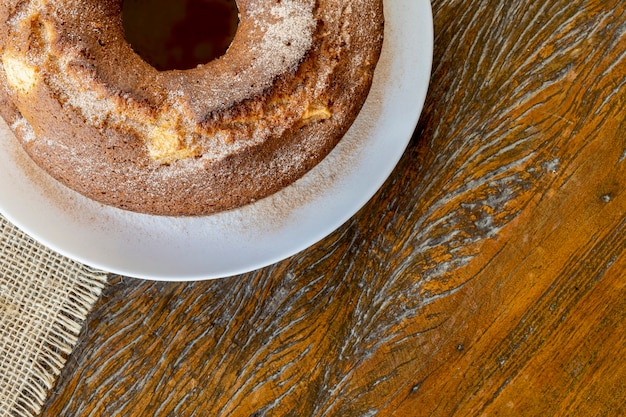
[0,214,108,417]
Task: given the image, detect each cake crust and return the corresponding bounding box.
[0,0,384,216]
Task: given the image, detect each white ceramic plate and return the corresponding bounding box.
[0,0,433,281]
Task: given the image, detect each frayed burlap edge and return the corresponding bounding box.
[0,215,108,417]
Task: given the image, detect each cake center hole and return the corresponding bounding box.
[122,0,239,71]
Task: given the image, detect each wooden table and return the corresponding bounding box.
[42,0,626,415]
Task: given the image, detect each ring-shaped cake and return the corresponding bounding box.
[0,0,384,215]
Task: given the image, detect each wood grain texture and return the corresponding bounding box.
[42,0,626,415]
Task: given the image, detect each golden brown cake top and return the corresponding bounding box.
[0,0,384,215]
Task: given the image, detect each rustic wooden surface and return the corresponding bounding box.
[41,0,626,415]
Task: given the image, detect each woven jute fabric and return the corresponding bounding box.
[0,215,108,417]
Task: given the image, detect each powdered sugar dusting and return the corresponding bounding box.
[10,117,35,143]
[177,0,316,113]
[254,0,315,75]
